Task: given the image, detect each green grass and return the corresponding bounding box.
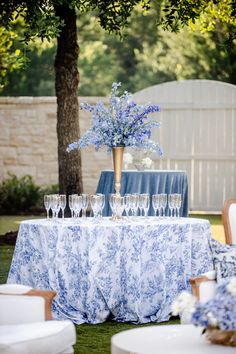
[189,214,225,243]
[0,244,14,284]
[0,214,223,354]
[0,215,42,235]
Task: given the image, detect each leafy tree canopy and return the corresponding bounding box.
[1,1,235,43]
[0,26,27,90]
[1,2,235,96]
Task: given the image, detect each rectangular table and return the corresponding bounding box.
[8,217,213,324]
[96,170,189,217]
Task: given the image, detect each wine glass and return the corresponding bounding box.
[44,195,51,219]
[59,194,66,218]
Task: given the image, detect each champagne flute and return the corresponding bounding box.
[60,194,66,218]
[44,195,51,219]
[81,193,89,218]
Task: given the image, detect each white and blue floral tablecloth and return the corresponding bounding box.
[7,217,213,324]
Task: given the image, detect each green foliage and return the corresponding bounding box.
[0,174,41,213]
[0,0,235,96]
[0,26,28,91]
[0,174,58,214]
[1,4,235,97]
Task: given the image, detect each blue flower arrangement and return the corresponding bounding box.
[172,277,236,346]
[67,82,162,155]
[192,277,236,331]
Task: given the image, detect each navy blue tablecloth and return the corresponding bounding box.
[96,170,188,217]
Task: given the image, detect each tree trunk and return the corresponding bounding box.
[54,4,83,197]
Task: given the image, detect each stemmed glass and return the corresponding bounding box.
[68,194,77,218]
[90,195,100,220]
[113,195,124,219]
[51,195,60,219]
[124,194,131,217]
[138,194,144,216]
[152,194,161,217]
[59,194,66,218]
[109,193,116,218]
[130,194,139,217]
[96,193,105,218]
[168,194,175,218]
[160,193,167,218]
[175,193,182,218]
[44,195,51,219]
[73,195,82,218]
[139,194,150,217]
[81,194,89,218]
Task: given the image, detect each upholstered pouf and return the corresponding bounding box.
[0,320,76,354]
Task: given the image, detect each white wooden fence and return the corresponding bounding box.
[133,80,236,212]
[0,80,235,211]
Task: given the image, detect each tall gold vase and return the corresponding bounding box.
[112,146,124,195]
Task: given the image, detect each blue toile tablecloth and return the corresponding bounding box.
[8,217,213,324]
[96,170,189,216]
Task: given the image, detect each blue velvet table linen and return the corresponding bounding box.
[96,170,188,217]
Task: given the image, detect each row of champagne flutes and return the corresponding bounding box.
[44,193,105,219]
[44,193,182,220]
[109,193,182,218]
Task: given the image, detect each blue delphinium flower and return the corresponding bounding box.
[67,82,162,155]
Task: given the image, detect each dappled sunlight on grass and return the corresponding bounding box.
[211,224,225,244]
[0,215,42,235]
[189,214,225,244]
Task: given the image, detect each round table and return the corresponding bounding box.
[111,324,235,354]
[8,217,213,324]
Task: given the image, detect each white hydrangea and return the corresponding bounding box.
[141,157,153,168]
[226,277,236,297]
[207,311,218,327]
[123,152,133,165]
[172,291,196,316]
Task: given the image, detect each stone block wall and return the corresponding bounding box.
[0,96,112,194]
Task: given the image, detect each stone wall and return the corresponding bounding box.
[1,80,235,211]
[0,96,112,194]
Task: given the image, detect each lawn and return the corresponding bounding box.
[0,214,224,354]
[0,215,42,235]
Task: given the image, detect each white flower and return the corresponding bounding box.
[172,292,196,316]
[141,157,153,168]
[123,152,133,165]
[207,311,218,327]
[226,277,236,297]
